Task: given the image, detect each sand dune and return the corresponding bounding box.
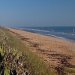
[9,28,75,67]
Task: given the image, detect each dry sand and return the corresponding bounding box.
[8,28,75,67]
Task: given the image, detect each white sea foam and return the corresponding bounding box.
[25,28,51,32]
[46,34,66,40]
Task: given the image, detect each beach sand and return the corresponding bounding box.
[8,28,75,67]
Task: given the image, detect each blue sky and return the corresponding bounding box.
[0,0,75,27]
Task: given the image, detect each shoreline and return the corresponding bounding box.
[8,28,75,66]
[10,28,75,48]
[18,27,75,43]
[10,27,75,44]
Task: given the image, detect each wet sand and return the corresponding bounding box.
[8,28,75,67]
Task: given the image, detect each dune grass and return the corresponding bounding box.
[4,67,10,75]
[0,28,57,75]
[64,67,75,74]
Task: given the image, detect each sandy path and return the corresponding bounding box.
[8,28,75,67]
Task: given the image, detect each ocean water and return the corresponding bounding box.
[15,26,75,41]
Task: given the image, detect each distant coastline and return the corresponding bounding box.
[12,26,75,42]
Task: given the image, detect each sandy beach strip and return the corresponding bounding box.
[8,28,75,66]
